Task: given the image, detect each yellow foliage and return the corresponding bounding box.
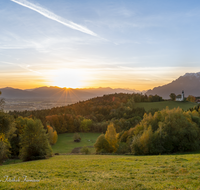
[138,126,153,154]
[191,110,199,117]
[47,125,58,145]
[53,131,58,145]
[105,123,119,152]
[187,95,196,102]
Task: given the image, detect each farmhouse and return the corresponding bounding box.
[196,99,200,103]
[176,90,184,101]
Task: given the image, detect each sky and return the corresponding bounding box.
[1,0,200,90]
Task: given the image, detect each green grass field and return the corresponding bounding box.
[1,153,200,189]
[52,133,101,154]
[135,101,197,111]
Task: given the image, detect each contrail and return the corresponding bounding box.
[10,0,98,37]
[2,61,42,75]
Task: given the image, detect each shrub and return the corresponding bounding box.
[81,146,90,155]
[116,142,130,154]
[73,133,81,142]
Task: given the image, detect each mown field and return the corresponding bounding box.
[1,153,200,189]
[52,133,101,154]
[135,101,197,111]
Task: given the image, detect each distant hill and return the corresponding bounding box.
[146,72,200,99]
[0,86,141,101]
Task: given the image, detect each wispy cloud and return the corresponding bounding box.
[10,0,98,37]
[2,61,42,75]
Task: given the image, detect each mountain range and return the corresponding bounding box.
[0,86,142,101]
[146,72,200,99]
[1,72,200,101]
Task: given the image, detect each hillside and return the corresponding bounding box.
[9,92,197,135]
[1,154,200,189]
[146,72,200,99]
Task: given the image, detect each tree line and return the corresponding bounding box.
[94,106,200,155]
[9,93,163,134]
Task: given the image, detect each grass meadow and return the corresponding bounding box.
[1,153,200,189]
[135,101,197,111]
[52,133,101,154]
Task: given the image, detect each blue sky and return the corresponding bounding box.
[1,0,200,90]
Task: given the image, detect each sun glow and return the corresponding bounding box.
[51,69,86,88]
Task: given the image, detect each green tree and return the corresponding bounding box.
[80,119,92,132]
[19,118,52,161]
[0,133,10,163]
[94,134,112,153]
[169,93,176,101]
[105,123,119,152]
[0,112,16,140]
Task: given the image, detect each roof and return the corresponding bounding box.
[176,95,182,98]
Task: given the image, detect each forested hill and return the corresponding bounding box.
[9,93,163,134]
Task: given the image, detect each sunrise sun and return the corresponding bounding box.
[51,69,85,88]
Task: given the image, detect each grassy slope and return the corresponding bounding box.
[1,154,200,189]
[52,133,101,153]
[135,101,197,111]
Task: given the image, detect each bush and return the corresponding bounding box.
[73,133,81,142]
[80,146,90,155]
[116,142,130,154]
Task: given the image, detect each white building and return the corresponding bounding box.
[176,90,184,101]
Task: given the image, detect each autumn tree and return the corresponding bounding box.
[19,118,52,161]
[47,125,58,145]
[169,93,176,101]
[105,123,119,152]
[187,95,196,102]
